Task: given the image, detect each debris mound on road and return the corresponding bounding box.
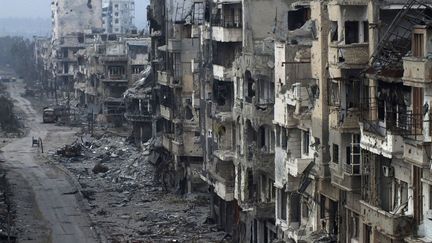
[51,134,226,242]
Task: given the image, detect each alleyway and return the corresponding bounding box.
[0,80,98,243]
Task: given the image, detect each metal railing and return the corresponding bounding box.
[360,98,428,140]
[212,15,242,28]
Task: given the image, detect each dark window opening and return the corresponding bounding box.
[185,106,193,120]
[281,189,287,220]
[281,129,287,150]
[331,21,338,42]
[345,21,359,44]
[290,193,301,223]
[332,144,339,164]
[363,21,369,43]
[303,130,310,155]
[288,8,311,31]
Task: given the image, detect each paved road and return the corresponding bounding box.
[1,81,98,243]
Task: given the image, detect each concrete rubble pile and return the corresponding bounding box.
[52,134,228,242]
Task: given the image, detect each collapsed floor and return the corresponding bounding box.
[50,133,228,242]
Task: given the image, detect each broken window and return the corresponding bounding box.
[258,125,273,152]
[247,170,255,200]
[363,21,369,42]
[257,78,275,105]
[288,7,310,31]
[290,193,301,224]
[332,144,339,164]
[77,33,84,43]
[302,130,309,156]
[429,185,432,210]
[245,71,255,102]
[301,199,309,219]
[330,21,338,42]
[278,188,288,220]
[275,126,280,147]
[185,106,193,120]
[345,21,359,44]
[281,128,287,150]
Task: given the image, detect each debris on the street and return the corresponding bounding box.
[51,134,224,242]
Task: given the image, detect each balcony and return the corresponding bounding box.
[286,157,313,177]
[157,70,173,86]
[200,169,235,201]
[360,201,413,239]
[330,0,368,5]
[167,39,182,52]
[100,55,128,62]
[101,74,128,84]
[212,26,242,42]
[403,142,432,168]
[157,71,181,88]
[124,111,152,122]
[213,150,235,162]
[274,97,299,128]
[330,163,361,192]
[329,108,360,131]
[402,57,432,87]
[162,134,184,155]
[213,64,233,81]
[160,104,173,120]
[360,123,404,158]
[328,43,369,68]
[285,83,309,108]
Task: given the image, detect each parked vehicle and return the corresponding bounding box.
[42,107,56,123]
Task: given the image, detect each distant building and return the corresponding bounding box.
[102,0,136,34]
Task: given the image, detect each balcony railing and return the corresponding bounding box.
[212,15,242,28]
[360,99,427,139]
[124,111,152,122]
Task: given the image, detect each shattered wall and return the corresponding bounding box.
[52,0,103,40]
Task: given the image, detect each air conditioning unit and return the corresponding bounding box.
[383,166,394,177]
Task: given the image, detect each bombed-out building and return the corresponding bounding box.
[51,0,103,104]
[148,0,205,193]
[34,0,432,242]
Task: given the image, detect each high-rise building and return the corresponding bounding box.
[102,0,136,34]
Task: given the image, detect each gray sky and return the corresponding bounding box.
[0,0,148,28]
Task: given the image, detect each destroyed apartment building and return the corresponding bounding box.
[33,0,432,242]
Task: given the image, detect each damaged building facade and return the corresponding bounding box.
[34,0,432,242]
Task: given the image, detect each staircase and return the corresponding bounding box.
[369,0,432,76]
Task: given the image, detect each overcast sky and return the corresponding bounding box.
[0,0,148,28]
